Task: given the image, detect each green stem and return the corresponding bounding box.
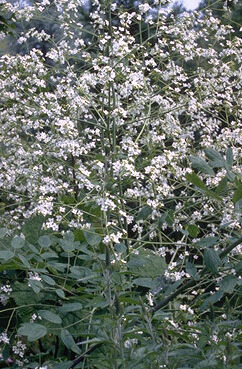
[151,236,242,312]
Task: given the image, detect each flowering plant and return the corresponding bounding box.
[0,0,241,367]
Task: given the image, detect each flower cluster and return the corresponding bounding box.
[0,284,12,306]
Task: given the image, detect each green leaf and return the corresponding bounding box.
[11,236,25,249]
[69,266,86,277]
[22,215,45,243]
[133,278,157,288]
[11,281,43,305]
[38,235,52,248]
[0,250,14,260]
[56,289,66,299]
[63,231,75,242]
[136,206,152,221]
[186,173,221,200]
[69,266,97,282]
[41,252,58,259]
[86,296,108,308]
[200,290,224,311]
[196,359,219,368]
[114,243,127,254]
[41,274,56,286]
[195,236,219,248]
[53,362,73,369]
[38,310,62,324]
[18,323,47,342]
[18,254,30,268]
[236,261,242,274]
[0,228,7,239]
[215,177,228,196]
[186,172,207,190]
[0,261,19,272]
[59,239,75,252]
[127,250,166,278]
[190,156,214,175]
[208,159,225,168]
[28,244,39,254]
[186,261,198,280]
[83,230,101,246]
[204,248,221,274]
[204,148,224,162]
[60,329,81,354]
[159,210,174,227]
[28,279,43,294]
[233,182,242,203]
[219,275,237,294]
[186,224,200,238]
[48,262,67,272]
[226,147,233,168]
[235,199,242,214]
[59,303,82,312]
[226,170,236,182]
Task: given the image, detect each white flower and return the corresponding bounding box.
[28,272,41,282]
[0,284,12,306]
[138,3,150,14]
[103,232,123,245]
[147,292,154,306]
[124,338,138,348]
[0,332,9,344]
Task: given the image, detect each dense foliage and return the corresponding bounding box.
[0,0,242,368]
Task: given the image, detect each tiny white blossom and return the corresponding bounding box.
[0,332,9,344]
[138,3,150,14]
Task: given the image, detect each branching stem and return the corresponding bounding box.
[151,236,242,312]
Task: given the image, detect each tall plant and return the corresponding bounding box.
[0,0,242,368]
